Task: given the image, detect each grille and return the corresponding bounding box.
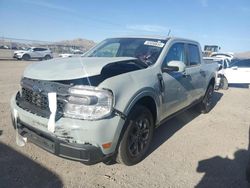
[16,87,65,119]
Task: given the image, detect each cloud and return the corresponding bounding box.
[126,24,169,33]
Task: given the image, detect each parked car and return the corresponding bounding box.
[210,52,234,61]
[220,59,250,89]
[13,47,53,61]
[0,45,9,49]
[10,36,217,165]
[59,51,84,58]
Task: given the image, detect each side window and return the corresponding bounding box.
[234,60,250,68]
[162,43,185,67]
[33,48,38,51]
[188,44,201,66]
[94,43,120,57]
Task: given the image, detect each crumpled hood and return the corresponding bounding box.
[23,57,137,81]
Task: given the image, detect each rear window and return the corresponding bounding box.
[188,44,201,66]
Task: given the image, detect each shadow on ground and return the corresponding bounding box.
[229,84,250,89]
[147,91,223,157]
[196,125,250,188]
[0,142,63,188]
[195,149,249,188]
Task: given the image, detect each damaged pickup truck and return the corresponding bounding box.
[10,37,216,165]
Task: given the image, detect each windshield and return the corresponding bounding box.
[84,38,167,65]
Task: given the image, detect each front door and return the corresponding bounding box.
[160,42,191,119]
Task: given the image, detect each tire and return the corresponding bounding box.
[22,54,30,61]
[116,105,154,166]
[220,76,228,90]
[44,55,51,60]
[197,84,214,114]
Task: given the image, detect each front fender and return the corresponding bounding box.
[123,87,160,120]
[98,68,162,123]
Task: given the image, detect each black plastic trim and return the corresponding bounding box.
[14,119,105,165]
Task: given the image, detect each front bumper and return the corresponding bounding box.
[13,54,23,59]
[10,94,125,161]
[12,118,104,164]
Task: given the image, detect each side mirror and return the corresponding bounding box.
[162,60,186,73]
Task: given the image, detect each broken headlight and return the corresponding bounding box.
[64,85,113,120]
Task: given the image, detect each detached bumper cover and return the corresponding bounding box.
[12,118,104,165]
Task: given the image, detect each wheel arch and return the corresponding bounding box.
[123,89,160,125]
[209,77,215,87]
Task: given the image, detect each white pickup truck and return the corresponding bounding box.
[11,36,217,165]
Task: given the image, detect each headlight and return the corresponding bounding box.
[64,85,113,120]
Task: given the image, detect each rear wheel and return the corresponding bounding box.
[44,55,51,60]
[220,76,228,90]
[116,105,154,166]
[197,84,214,114]
[22,54,30,61]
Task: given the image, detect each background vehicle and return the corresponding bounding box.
[221,59,250,89]
[210,52,234,60]
[11,37,216,166]
[13,47,53,61]
[203,56,231,69]
[203,45,221,57]
[59,50,84,58]
[203,56,232,90]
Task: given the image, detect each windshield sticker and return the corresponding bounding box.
[144,41,165,48]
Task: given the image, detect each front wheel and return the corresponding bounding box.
[116,105,154,166]
[22,54,30,61]
[197,84,214,114]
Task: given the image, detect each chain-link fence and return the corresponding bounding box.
[0,37,92,60]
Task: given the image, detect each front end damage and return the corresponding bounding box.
[10,77,125,164]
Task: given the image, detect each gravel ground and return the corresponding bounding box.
[0,60,250,188]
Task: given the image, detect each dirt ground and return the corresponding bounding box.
[0,60,250,188]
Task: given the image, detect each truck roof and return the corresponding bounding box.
[107,36,199,43]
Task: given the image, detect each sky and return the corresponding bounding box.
[0,0,250,52]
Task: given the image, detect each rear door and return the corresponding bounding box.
[185,44,207,100]
[31,48,41,58]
